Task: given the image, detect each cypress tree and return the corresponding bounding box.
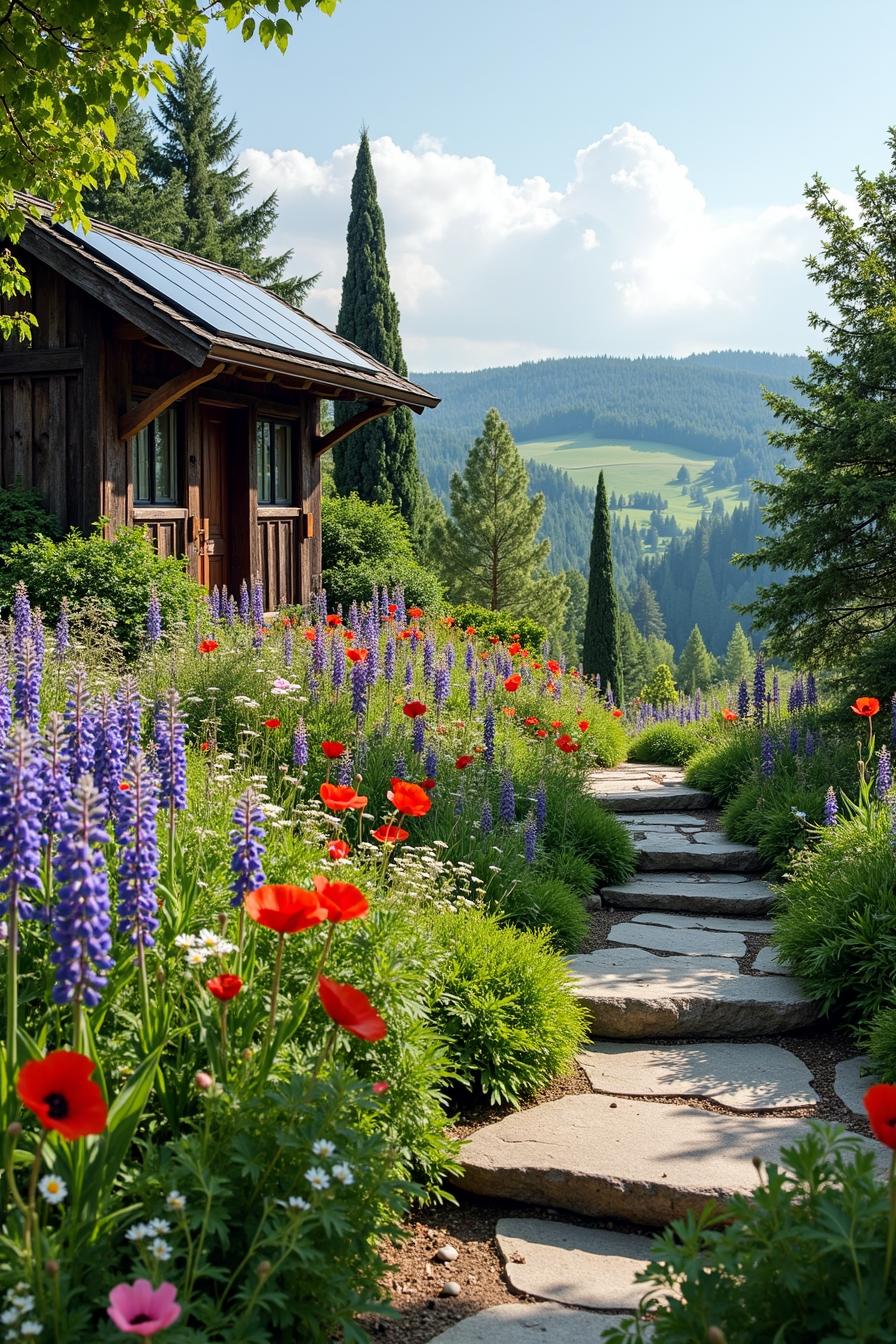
[332,132,420,529]
[583,472,624,700]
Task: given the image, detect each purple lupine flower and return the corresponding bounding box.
[403,659,413,691]
[535,780,547,834]
[226,596,237,627]
[444,642,456,672]
[393,753,407,780]
[308,672,320,704]
[480,799,493,836]
[252,580,264,627]
[239,581,250,624]
[760,732,774,778]
[146,588,162,646]
[806,672,817,708]
[293,717,309,768]
[64,670,96,784]
[331,635,345,692]
[283,625,294,668]
[772,674,780,710]
[468,674,478,710]
[351,660,367,717]
[42,712,72,841]
[30,609,45,670]
[116,677,142,761]
[348,601,360,630]
[464,641,475,673]
[394,590,407,626]
[384,635,396,682]
[312,624,327,676]
[789,724,799,755]
[370,585,380,625]
[365,635,380,688]
[423,636,436,684]
[0,647,10,739]
[483,703,495,765]
[753,654,766,722]
[804,729,815,758]
[252,626,263,652]
[337,751,354,786]
[54,599,70,662]
[483,666,496,697]
[823,786,838,826]
[424,744,438,778]
[412,714,425,755]
[694,689,702,719]
[737,679,750,720]
[433,663,450,711]
[94,693,125,815]
[12,582,31,653]
[210,585,221,622]
[524,814,537,864]
[13,637,41,730]
[605,685,615,710]
[51,776,113,1008]
[230,787,266,908]
[877,746,893,799]
[0,724,45,921]
[499,772,516,824]
[154,690,187,813]
[115,751,160,949]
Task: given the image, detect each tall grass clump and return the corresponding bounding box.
[628,721,712,766]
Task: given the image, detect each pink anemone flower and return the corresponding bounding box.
[107,1280,181,1336]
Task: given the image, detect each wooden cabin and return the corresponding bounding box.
[0,197,438,607]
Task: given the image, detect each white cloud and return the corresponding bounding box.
[243,123,824,371]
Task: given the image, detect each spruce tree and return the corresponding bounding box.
[723,622,753,684]
[630,577,666,640]
[620,610,648,697]
[677,625,716,693]
[438,408,567,622]
[332,132,420,529]
[583,472,624,700]
[83,102,186,245]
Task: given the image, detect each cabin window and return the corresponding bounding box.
[133,407,179,505]
[256,418,294,506]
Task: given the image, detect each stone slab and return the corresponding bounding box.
[568,945,817,1038]
[456,1094,883,1225]
[577,1041,818,1111]
[428,1303,635,1343]
[752,946,790,975]
[495,1218,655,1311]
[834,1056,879,1115]
[608,920,747,958]
[598,789,714,813]
[619,813,709,828]
[602,874,775,915]
[587,764,711,813]
[632,912,774,935]
[636,834,765,874]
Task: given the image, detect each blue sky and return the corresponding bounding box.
[200,0,896,369]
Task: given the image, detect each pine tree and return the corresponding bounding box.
[723,622,753,684]
[438,408,567,625]
[677,625,716,693]
[642,662,677,705]
[583,472,624,700]
[83,102,187,245]
[332,132,420,529]
[620,610,648,697]
[630,577,665,640]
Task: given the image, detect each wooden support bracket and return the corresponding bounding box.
[119,360,225,440]
[312,401,396,457]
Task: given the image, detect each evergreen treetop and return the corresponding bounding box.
[723,622,754,684]
[677,625,716,693]
[582,471,624,700]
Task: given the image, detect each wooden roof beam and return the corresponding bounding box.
[119,360,225,440]
[312,402,396,458]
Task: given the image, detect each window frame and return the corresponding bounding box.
[255,416,296,508]
[132,405,181,507]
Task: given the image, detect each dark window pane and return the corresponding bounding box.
[153,408,177,504]
[256,420,272,504]
[133,426,151,503]
[273,422,292,504]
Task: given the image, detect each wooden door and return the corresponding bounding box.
[200,407,228,592]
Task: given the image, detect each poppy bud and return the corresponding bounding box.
[156,967,166,984]
[194,1071,214,1091]
[257,1260,272,1279]
[706,1330,728,1344]
[242,1048,253,1062]
[45,1260,60,1277]
[6,1121,22,1136]
[217,912,228,933]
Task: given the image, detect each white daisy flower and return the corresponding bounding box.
[186,947,210,966]
[311,1138,336,1158]
[332,1163,354,1186]
[126,1223,151,1242]
[197,929,221,948]
[149,1238,172,1262]
[288,1195,311,1210]
[146,1218,171,1235]
[175,933,197,949]
[38,1174,67,1204]
[166,1191,187,1212]
[304,1166,330,1190]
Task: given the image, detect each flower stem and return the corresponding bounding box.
[24,1132,46,1268]
[884,1149,896,1286]
[6,883,18,1085]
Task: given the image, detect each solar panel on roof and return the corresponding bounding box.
[62,223,381,375]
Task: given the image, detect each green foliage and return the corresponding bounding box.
[628,722,707,767]
[685,731,759,804]
[542,787,636,886]
[641,662,677,705]
[501,875,587,954]
[605,1125,896,1344]
[535,849,597,900]
[0,523,202,659]
[583,470,623,698]
[321,493,442,612]
[82,100,188,245]
[676,624,717,692]
[332,132,420,526]
[447,604,546,651]
[723,621,753,683]
[630,577,666,640]
[427,908,588,1106]
[0,482,61,555]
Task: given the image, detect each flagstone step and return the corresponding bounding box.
[568,946,817,1038]
[587,763,712,813]
[630,911,774,935]
[634,830,764,874]
[834,1056,879,1114]
[456,1093,875,1225]
[429,1302,636,1343]
[608,920,747,959]
[495,1218,656,1311]
[752,945,789,975]
[577,1041,818,1111]
[601,873,775,916]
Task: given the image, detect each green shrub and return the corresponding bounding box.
[0,481,61,555]
[0,523,202,660]
[720,779,764,845]
[447,603,547,651]
[501,875,588,953]
[535,850,597,899]
[605,1125,896,1344]
[640,662,677,705]
[543,788,636,886]
[321,493,442,612]
[427,908,588,1105]
[628,722,709,766]
[685,730,759,804]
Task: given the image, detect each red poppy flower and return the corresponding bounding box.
[16,1050,108,1140]
[852,697,880,718]
[547,660,561,674]
[420,777,436,790]
[388,603,398,615]
[328,838,351,861]
[387,778,432,816]
[371,824,410,844]
[465,626,476,636]
[504,674,522,693]
[200,741,211,752]
[118,781,131,791]
[342,629,355,641]
[321,740,346,759]
[488,635,501,645]
[611,708,624,719]
[346,647,368,663]
[372,1080,390,1095]
[304,628,316,641]
[311,874,369,922]
[536,729,547,738]
[325,614,343,627]
[320,783,368,812]
[442,616,455,627]
[206,974,244,1002]
[508,642,522,655]
[546,681,557,693]
[408,606,424,619]
[502,706,516,717]
[524,716,539,726]
[577,720,589,732]
[397,630,411,641]
[722,709,738,722]
[403,700,427,718]
[198,639,218,654]
[555,734,581,754]
[318,974,387,1041]
[532,662,542,670]
[411,629,423,641]
[263,718,281,729]
[244,884,327,934]
[550,720,563,730]
[864,1083,896,1148]
[456,754,474,769]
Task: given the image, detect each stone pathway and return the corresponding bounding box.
[432,763,879,1342]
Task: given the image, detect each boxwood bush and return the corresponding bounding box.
[321,492,442,612]
[628,721,711,766]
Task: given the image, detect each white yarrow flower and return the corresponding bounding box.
[126,1222,151,1242]
[146,1218,171,1235]
[37,1174,67,1204]
[304,1166,330,1191]
[20,1323,43,1338]
[332,1163,354,1186]
[166,1190,187,1212]
[149,1237,172,1262]
[311,1139,335,1158]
